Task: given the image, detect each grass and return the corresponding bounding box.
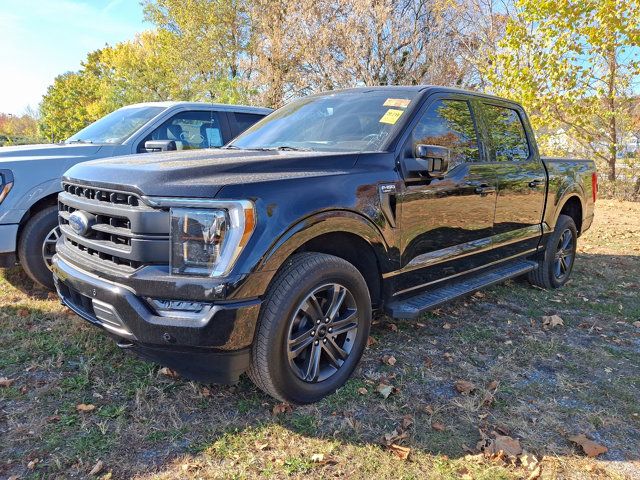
[0,199,639,479]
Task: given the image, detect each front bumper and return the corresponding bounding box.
[51,255,262,383]
[0,223,18,254]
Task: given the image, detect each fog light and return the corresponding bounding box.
[147,298,213,319]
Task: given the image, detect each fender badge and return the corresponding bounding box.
[380,184,396,194]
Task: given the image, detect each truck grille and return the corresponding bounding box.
[58,182,170,272]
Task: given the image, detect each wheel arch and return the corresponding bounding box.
[256,210,392,307]
[554,194,584,235]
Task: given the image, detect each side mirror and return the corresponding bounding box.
[414,144,450,178]
[144,140,177,153]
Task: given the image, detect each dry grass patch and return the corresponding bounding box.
[1,199,639,479]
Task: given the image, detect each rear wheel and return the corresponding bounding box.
[528,214,577,289]
[18,206,60,290]
[248,252,371,404]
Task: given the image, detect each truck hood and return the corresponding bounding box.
[0,143,104,165]
[63,148,359,198]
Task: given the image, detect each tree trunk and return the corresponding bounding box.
[606,44,617,183]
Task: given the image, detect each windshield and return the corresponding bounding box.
[229,90,419,152]
[66,106,165,144]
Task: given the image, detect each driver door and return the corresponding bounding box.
[394,95,498,294]
[137,110,230,153]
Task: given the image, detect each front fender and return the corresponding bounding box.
[258,209,393,274]
[0,177,61,224]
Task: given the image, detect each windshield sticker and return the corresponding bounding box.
[383,98,411,108]
[379,109,404,125]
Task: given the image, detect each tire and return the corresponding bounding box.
[18,206,60,290]
[248,252,372,404]
[528,214,578,289]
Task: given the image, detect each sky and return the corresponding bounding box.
[0,0,147,115]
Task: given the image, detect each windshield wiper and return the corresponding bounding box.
[273,145,311,151]
[66,139,93,144]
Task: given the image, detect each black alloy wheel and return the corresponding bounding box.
[286,283,359,383]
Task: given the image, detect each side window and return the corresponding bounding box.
[482,104,530,162]
[232,112,265,133]
[142,111,224,151]
[412,99,480,164]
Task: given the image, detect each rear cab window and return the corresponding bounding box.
[481,104,530,162]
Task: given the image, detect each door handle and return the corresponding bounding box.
[528,179,545,188]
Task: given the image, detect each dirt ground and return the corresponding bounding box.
[1,199,639,479]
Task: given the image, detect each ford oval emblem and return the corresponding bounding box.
[68,210,93,236]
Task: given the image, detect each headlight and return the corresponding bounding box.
[169,200,255,277]
[0,170,14,204]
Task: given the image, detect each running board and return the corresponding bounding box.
[385,260,537,319]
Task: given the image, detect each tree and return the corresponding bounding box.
[39,71,102,142]
[484,0,640,181]
[143,0,254,103]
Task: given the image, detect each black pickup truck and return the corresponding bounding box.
[52,86,597,404]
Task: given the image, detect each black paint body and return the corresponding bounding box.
[52,86,596,383]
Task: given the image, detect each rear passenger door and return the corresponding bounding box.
[227,111,267,138]
[479,101,546,257]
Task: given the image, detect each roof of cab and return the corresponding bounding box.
[120,101,273,115]
[325,85,521,106]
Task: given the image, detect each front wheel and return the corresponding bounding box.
[528,214,578,289]
[248,253,371,404]
[18,206,60,290]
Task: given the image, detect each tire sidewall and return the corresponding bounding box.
[544,215,577,289]
[18,206,59,290]
[261,256,371,404]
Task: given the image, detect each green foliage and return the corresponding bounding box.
[484,0,640,181]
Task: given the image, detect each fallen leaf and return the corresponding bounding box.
[272,403,293,415]
[455,380,477,395]
[381,354,397,366]
[27,459,39,470]
[158,367,180,379]
[526,465,542,480]
[357,387,368,395]
[76,403,96,413]
[423,356,433,368]
[201,387,212,397]
[367,336,377,347]
[443,352,454,362]
[421,404,434,415]
[633,321,640,328]
[387,323,398,332]
[18,308,29,317]
[478,434,522,458]
[310,453,325,463]
[520,452,539,470]
[254,442,269,452]
[568,434,608,457]
[376,383,394,399]
[89,460,104,476]
[388,444,411,460]
[442,322,452,330]
[487,380,499,391]
[382,428,409,445]
[542,314,564,329]
[46,415,61,423]
[0,377,15,387]
[401,415,414,430]
[431,421,446,431]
